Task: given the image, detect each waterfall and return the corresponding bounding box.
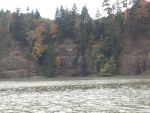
[76,45,84,76]
[78,56,83,67]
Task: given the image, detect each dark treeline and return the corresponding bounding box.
[0,0,149,77]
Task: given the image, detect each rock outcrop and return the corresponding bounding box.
[119,37,150,75]
[54,38,93,76]
[0,36,36,78]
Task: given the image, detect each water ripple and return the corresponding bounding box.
[0,78,150,112]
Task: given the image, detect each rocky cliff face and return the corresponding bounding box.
[0,36,92,78]
[0,36,36,78]
[119,37,150,75]
[2,34,150,78]
[54,38,93,76]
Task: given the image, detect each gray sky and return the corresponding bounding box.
[0,0,109,19]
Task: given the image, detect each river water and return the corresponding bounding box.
[0,77,150,113]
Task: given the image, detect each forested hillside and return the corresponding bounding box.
[0,0,150,78]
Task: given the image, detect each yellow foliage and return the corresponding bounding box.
[55,56,61,74]
[27,30,36,40]
[32,41,47,61]
[50,23,57,35]
[56,56,61,66]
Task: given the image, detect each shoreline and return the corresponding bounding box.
[0,74,150,81]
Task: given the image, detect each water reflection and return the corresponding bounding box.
[0,78,150,112]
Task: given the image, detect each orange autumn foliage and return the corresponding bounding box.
[55,56,61,74]
[33,19,40,27]
[136,0,148,18]
[50,23,57,35]
[138,0,148,7]
[35,26,46,43]
[32,25,48,61]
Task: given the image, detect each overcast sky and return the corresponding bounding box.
[0,0,113,19]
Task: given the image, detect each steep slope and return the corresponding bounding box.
[0,35,36,78]
[54,38,93,76]
[119,36,150,75]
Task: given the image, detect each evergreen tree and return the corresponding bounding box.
[11,8,27,44]
[102,0,113,15]
[0,9,7,36]
[116,0,122,14]
[55,5,78,40]
[35,8,40,20]
[71,3,78,16]
[40,44,56,77]
[54,6,65,40]
[94,21,104,40]
[55,7,60,19]
[70,3,78,39]
[95,9,101,19]
[79,6,92,46]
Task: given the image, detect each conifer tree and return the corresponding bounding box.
[35,8,40,20]
[102,0,112,15]
[79,6,92,46]
[11,8,27,43]
[41,44,56,77]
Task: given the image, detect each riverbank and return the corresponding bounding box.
[1,74,150,81]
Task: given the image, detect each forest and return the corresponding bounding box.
[0,0,150,77]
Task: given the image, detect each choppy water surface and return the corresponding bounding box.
[0,77,150,113]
